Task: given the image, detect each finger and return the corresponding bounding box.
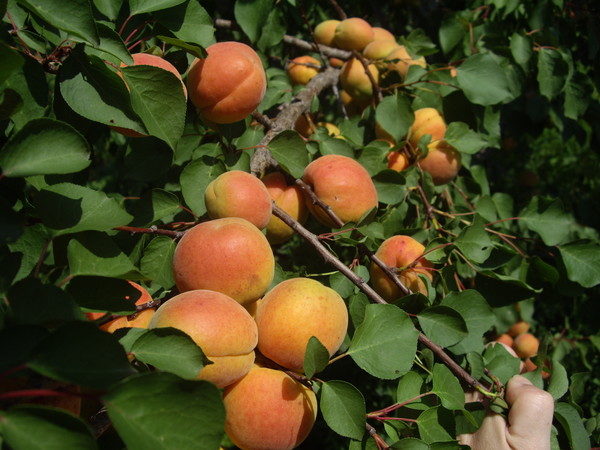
[505,375,554,450]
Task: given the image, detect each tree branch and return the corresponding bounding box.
[113,226,185,239]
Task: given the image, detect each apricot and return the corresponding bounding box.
[86,281,155,333]
[262,172,308,244]
[387,151,410,172]
[363,39,400,61]
[314,19,341,46]
[521,358,550,379]
[512,333,539,359]
[340,89,370,116]
[333,18,374,51]
[255,278,348,372]
[386,46,426,79]
[418,140,461,185]
[149,290,257,388]
[223,366,317,450]
[370,235,433,299]
[187,42,266,124]
[495,333,514,347]
[113,53,186,137]
[329,57,344,68]
[372,27,396,42]
[340,58,379,99]
[302,155,379,227]
[408,107,447,148]
[204,170,272,229]
[172,218,274,305]
[507,320,530,337]
[287,56,321,85]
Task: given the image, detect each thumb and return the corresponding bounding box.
[505,375,554,450]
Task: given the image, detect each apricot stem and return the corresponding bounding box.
[113,225,185,239]
[367,392,433,417]
[327,352,349,365]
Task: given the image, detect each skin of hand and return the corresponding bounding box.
[457,375,554,450]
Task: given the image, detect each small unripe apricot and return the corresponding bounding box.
[255,278,348,372]
[314,19,341,46]
[287,56,321,85]
[387,151,410,172]
[224,366,317,450]
[187,42,266,124]
[363,40,399,61]
[262,172,308,244]
[149,290,258,388]
[302,155,378,227]
[333,18,374,51]
[513,333,539,359]
[204,170,272,229]
[87,281,155,333]
[172,218,274,305]
[386,45,426,79]
[495,333,514,347]
[418,140,461,185]
[372,27,396,42]
[340,58,379,99]
[408,107,447,148]
[370,235,433,299]
[508,321,530,337]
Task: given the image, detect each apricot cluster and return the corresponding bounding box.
[494,321,549,378]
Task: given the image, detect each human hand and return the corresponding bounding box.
[458,375,554,450]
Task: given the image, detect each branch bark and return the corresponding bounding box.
[113,226,185,239]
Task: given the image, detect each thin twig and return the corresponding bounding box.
[113,226,184,239]
[352,50,383,103]
[251,111,274,129]
[328,0,348,20]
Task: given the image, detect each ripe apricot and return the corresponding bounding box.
[172,218,274,305]
[372,27,396,42]
[204,170,272,229]
[363,40,399,61]
[86,281,155,333]
[340,58,379,99]
[262,172,308,244]
[314,19,341,46]
[418,140,461,185]
[370,235,433,299]
[386,46,426,79]
[513,333,539,359]
[223,366,317,450]
[495,333,514,347]
[255,278,348,372]
[149,290,257,388]
[507,321,530,337]
[387,151,410,172]
[287,56,321,85]
[521,358,551,379]
[408,107,447,148]
[333,18,374,51]
[302,155,379,227]
[329,57,344,68]
[187,42,266,124]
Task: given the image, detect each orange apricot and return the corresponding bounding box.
[340,58,379,99]
[149,290,257,388]
[302,155,379,227]
[363,39,400,61]
[513,333,539,359]
[387,151,410,172]
[408,107,447,148]
[314,19,341,46]
[340,89,370,116]
[204,170,272,229]
[187,42,266,124]
[329,57,344,68]
[333,18,374,51]
[495,333,514,347]
[172,218,274,305]
[262,172,308,244]
[507,321,531,337]
[287,56,321,85]
[372,27,396,42]
[386,45,426,79]
[418,140,461,185]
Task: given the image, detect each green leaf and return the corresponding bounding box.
[154,0,215,48]
[59,48,145,132]
[439,14,466,54]
[129,0,186,14]
[558,242,600,288]
[442,290,494,354]
[7,224,51,281]
[547,359,568,400]
[0,325,49,372]
[375,93,414,144]
[444,122,487,155]
[140,236,176,289]
[0,43,24,86]
[416,406,455,444]
[28,321,134,388]
[0,406,97,450]
[418,305,468,348]
[373,170,407,205]
[180,156,226,216]
[303,336,330,379]
[564,72,592,119]
[91,22,133,64]
[456,53,514,106]
[234,0,273,42]
[520,197,571,246]
[93,0,122,19]
[8,278,82,325]
[483,343,520,385]
[318,136,354,158]
[509,33,532,70]
[397,371,426,410]
[454,216,493,263]
[126,189,180,227]
[475,271,538,307]
[129,327,209,379]
[35,183,133,235]
[319,380,366,440]
[156,35,206,58]
[66,276,139,313]
[268,130,309,179]
[553,402,591,450]
[104,372,225,450]
[67,231,138,278]
[122,65,186,149]
[0,118,90,178]
[18,0,100,45]
[348,304,419,379]
[537,48,569,100]
[432,364,464,410]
